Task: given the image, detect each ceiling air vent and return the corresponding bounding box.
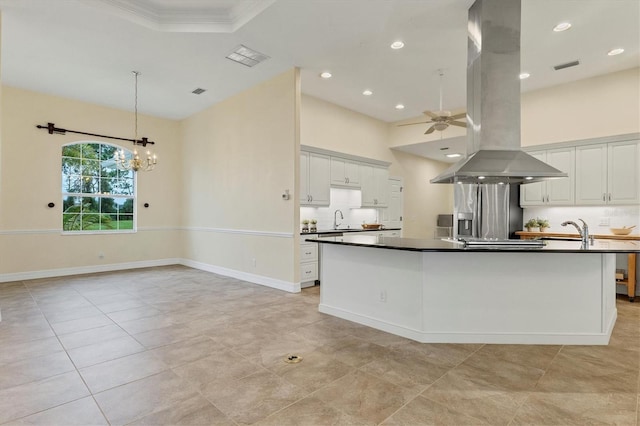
[226,45,270,67]
[553,60,580,71]
[192,88,206,95]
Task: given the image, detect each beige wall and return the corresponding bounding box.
[180,69,299,285]
[301,94,451,238]
[522,67,640,146]
[0,86,182,276]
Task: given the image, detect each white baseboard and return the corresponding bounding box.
[0,258,301,294]
[319,304,616,345]
[0,259,181,283]
[180,259,300,293]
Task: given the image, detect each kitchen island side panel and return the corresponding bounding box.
[319,244,424,337]
[421,252,614,335]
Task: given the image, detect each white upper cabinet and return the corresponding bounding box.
[330,157,360,188]
[608,141,640,204]
[300,151,330,206]
[520,147,575,206]
[361,164,389,207]
[576,140,639,205]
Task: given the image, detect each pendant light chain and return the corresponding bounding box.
[133,71,140,143]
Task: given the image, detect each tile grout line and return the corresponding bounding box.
[12,279,113,426]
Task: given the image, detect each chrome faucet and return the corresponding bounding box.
[333,209,344,230]
[561,218,590,245]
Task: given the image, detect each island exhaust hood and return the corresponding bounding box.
[430,0,567,184]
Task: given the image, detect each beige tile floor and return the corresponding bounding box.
[0,265,638,425]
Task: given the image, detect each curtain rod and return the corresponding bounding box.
[36,122,155,147]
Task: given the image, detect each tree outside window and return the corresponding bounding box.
[61,142,135,232]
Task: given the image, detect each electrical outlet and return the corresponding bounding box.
[599,217,610,226]
[379,290,387,302]
[252,258,256,268]
[98,252,104,259]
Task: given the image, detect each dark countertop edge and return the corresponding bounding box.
[306,236,640,254]
[300,228,401,235]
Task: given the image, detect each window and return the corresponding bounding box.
[61,142,135,232]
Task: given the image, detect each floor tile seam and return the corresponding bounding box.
[416,344,487,395]
[61,328,141,352]
[77,349,171,387]
[0,394,94,426]
[51,315,121,338]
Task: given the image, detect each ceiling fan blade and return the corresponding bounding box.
[397,121,431,127]
[423,110,439,119]
[424,125,436,135]
[449,121,467,128]
[450,112,466,120]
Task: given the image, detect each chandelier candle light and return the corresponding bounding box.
[114,71,157,172]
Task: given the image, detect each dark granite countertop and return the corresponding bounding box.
[300,228,401,236]
[305,234,640,253]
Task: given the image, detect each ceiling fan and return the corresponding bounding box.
[399,70,467,135]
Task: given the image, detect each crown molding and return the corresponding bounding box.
[89,0,276,33]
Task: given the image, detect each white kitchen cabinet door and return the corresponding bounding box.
[608,140,640,204]
[575,144,608,205]
[546,147,575,205]
[374,166,389,207]
[360,164,389,207]
[520,151,546,206]
[360,164,376,206]
[300,151,330,206]
[330,157,360,188]
[299,151,310,204]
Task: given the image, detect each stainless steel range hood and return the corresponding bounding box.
[431,0,567,184]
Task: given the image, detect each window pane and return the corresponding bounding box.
[100,178,116,195]
[100,145,118,161]
[118,198,134,214]
[81,159,100,178]
[99,214,115,230]
[62,157,81,176]
[62,174,82,193]
[117,215,134,230]
[118,168,134,180]
[62,196,80,212]
[100,197,117,213]
[114,178,134,195]
[62,145,81,158]
[81,213,101,231]
[81,144,100,159]
[81,197,100,213]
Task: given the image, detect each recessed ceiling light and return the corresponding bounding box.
[478,176,486,180]
[525,176,533,180]
[390,41,405,50]
[395,104,405,110]
[519,72,530,80]
[445,153,462,158]
[362,89,373,96]
[320,71,332,79]
[608,48,625,56]
[553,22,572,32]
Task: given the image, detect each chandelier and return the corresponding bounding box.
[114,71,157,172]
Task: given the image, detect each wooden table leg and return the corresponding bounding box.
[628,253,636,302]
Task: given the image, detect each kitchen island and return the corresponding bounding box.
[306,235,640,345]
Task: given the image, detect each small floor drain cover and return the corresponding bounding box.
[284,354,302,364]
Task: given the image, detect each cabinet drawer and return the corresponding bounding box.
[300,244,318,261]
[300,262,318,282]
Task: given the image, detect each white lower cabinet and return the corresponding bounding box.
[300,237,319,287]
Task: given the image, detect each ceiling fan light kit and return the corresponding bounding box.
[397,69,468,134]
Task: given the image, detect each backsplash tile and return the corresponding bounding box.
[523,206,640,234]
[301,188,379,231]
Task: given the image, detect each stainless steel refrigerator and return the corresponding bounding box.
[453,184,523,240]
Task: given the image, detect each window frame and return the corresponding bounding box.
[61,141,137,235]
